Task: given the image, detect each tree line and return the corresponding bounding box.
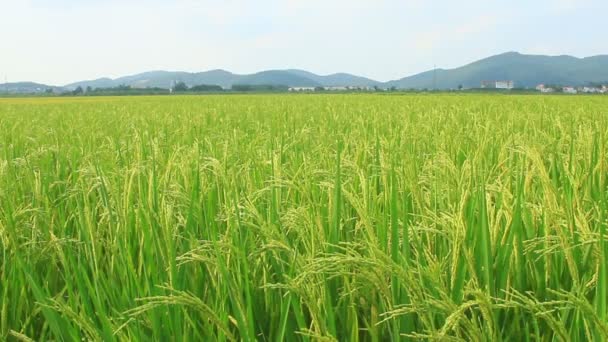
[64,83,291,96]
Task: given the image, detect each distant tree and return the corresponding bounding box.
[190,84,223,92]
[231,84,288,92]
[86,86,92,93]
[390,86,396,92]
[174,82,188,92]
[231,84,252,92]
[314,86,325,92]
[45,88,54,94]
[458,84,463,90]
[73,86,83,95]
[116,84,131,91]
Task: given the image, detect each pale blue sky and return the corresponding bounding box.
[1,0,606,85]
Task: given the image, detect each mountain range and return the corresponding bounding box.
[63,69,382,90]
[2,52,608,93]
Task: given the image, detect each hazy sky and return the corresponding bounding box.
[1,0,606,85]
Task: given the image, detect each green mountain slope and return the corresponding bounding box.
[386,52,608,89]
[65,69,377,89]
[0,82,62,94]
[286,69,380,86]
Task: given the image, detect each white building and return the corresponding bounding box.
[495,81,514,89]
[563,86,577,94]
[325,86,348,91]
[536,84,555,93]
[581,87,600,93]
[481,80,514,89]
[288,87,316,92]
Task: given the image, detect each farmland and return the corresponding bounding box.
[1,94,608,341]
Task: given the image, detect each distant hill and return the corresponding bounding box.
[65,69,379,90]
[386,52,608,89]
[236,70,321,87]
[66,53,608,91]
[7,52,608,92]
[0,82,62,94]
[285,69,381,87]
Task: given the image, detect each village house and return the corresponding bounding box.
[536,84,555,93]
[580,86,600,93]
[288,87,316,92]
[325,86,348,91]
[481,80,514,89]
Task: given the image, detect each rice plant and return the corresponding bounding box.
[1,94,607,341]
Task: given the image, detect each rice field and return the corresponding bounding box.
[1,94,608,341]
